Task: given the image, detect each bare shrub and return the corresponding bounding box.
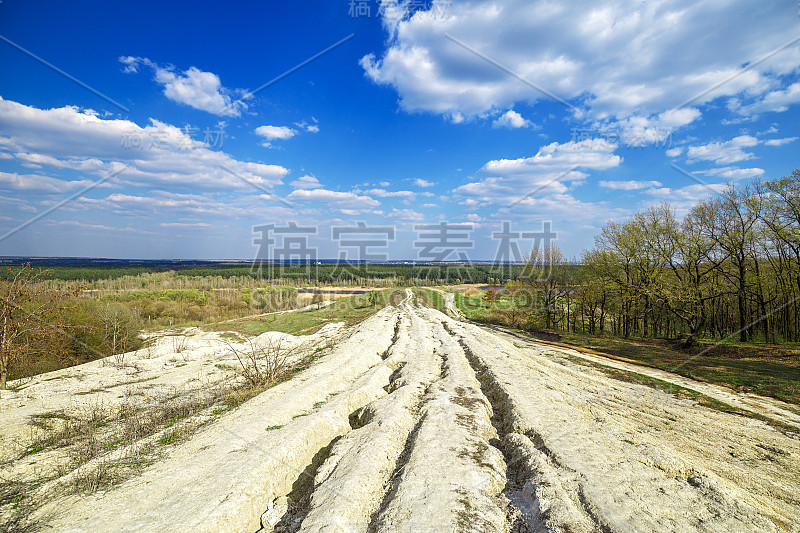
[0,478,40,532]
[311,292,325,309]
[171,336,189,354]
[142,340,156,359]
[113,350,127,367]
[227,338,292,387]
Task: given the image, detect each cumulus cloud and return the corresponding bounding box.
[45,220,156,234]
[289,175,322,189]
[256,121,320,146]
[160,222,212,228]
[413,178,435,188]
[492,110,533,129]
[764,137,798,147]
[120,57,247,117]
[0,97,288,191]
[287,188,380,209]
[294,119,320,133]
[73,190,299,220]
[0,171,97,194]
[496,193,629,223]
[255,125,297,141]
[599,180,662,191]
[386,208,425,221]
[454,138,621,206]
[686,135,759,164]
[362,0,799,123]
[364,188,415,198]
[255,125,298,146]
[699,167,765,180]
[605,108,701,148]
[730,83,800,117]
[645,183,727,201]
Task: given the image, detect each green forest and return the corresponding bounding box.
[494,170,800,346]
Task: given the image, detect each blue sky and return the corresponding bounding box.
[0,0,799,261]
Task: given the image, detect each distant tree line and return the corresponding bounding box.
[514,170,800,345]
[2,263,532,286]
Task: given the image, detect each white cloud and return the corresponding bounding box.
[120,57,246,117]
[496,193,628,223]
[287,188,380,209]
[764,137,798,147]
[700,167,765,180]
[289,175,322,189]
[666,147,684,158]
[45,220,155,234]
[0,171,97,194]
[454,138,621,206]
[717,168,764,180]
[73,190,297,219]
[607,108,701,148]
[481,138,620,178]
[0,194,36,213]
[255,125,296,140]
[686,135,758,164]
[492,110,532,129]
[0,98,288,191]
[386,208,425,221]
[294,119,320,133]
[255,125,297,147]
[413,178,435,188]
[599,180,662,191]
[364,188,415,198]
[362,1,798,122]
[160,222,212,228]
[731,83,800,116]
[645,183,727,202]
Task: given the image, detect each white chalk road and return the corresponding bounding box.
[7,290,800,532]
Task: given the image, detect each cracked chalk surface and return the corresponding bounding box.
[4,289,800,532]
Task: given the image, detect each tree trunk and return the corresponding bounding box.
[737,260,748,342]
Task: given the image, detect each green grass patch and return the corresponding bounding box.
[202,289,406,337]
[557,331,800,406]
[158,430,182,445]
[420,288,447,313]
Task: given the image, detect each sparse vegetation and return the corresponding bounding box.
[202,289,406,337]
[171,335,189,354]
[227,337,292,387]
[0,264,82,389]
[0,356,311,530]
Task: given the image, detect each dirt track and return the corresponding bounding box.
[6,290,800,532]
